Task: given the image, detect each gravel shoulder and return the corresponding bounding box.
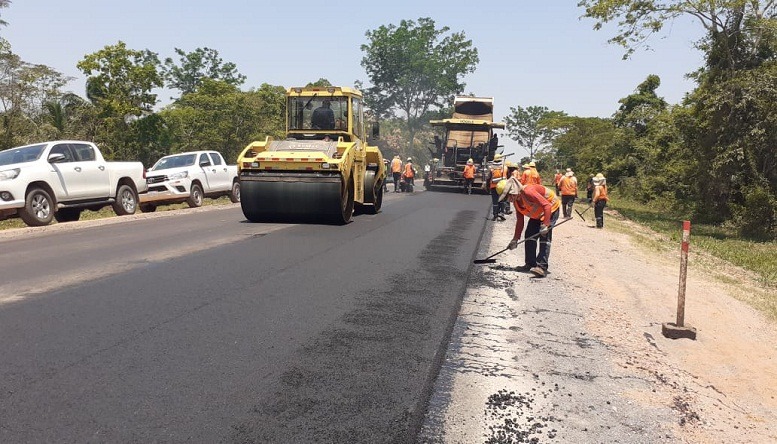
[420,206,777,443]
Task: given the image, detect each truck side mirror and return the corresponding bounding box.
[48,153,66,163]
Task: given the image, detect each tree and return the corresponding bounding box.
[503,105,565,160]
[578,0,776,67]
[160,79,285,163]
[0,0,10,29]
[163,47,246,98]
[77,41,163,159]
[614,74,668,132]
[0,46,69,148]
[361,17,479,157]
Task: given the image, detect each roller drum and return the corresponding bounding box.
[241,175,353,224]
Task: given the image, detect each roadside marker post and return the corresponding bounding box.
[662,220,698,340]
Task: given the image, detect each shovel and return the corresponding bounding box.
[473,217,572,264]
[575,204,592,221]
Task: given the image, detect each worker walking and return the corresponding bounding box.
[586,174,594,202]
[559,169,578,218]
[498,176,561,278]
[391,155,402,192]
[403,157,416,192]
[463,158,476,195]
[592,173,608,228]
[486,154,506,221]
[554,170,563,194]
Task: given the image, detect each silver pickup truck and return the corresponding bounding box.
[0,140,148,226]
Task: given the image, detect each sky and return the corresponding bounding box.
[2,0,705,158]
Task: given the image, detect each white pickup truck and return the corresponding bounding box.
[0,140,148,226]
[140,151,239,212]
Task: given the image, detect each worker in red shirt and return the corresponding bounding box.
[497,176,561,278]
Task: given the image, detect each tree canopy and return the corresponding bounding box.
[163,47,246,98]
[361,17,478,157]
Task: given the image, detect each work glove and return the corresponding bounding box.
[539,224,550,237]
[507,239,519,250]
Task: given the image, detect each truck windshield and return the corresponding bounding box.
[0,144,46,166]
[150,154,197,170]
[288,96,349,131]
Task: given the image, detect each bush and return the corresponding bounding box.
[733,187,776,240]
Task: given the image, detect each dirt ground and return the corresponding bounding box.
[556,210,777,442]
[420,205,777,443]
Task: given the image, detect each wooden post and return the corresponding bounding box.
[676,220,691,327]
[662,220,697,339]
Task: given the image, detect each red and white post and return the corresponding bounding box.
[662,220,697,340]
[676,220,691,327]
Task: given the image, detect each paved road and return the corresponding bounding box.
[0,191,489,442]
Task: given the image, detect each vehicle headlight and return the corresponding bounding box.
[0,168,20,180]
[168,171,189,180]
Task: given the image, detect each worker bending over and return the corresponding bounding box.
[498,176,561,278]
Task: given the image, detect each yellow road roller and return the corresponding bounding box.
[236,86,386,223]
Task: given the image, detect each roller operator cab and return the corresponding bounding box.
[236,86,385,224]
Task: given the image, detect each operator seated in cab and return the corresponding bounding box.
[312,99,335,130]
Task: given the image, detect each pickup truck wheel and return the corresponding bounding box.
[187,184,203,208]
[139,203,156,213]
[19,187,55,226]
[229,181,241,203]
[112,184,138,216]
[54,208,82,223]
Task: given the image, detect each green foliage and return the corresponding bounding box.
[78,41,163,118]
[163,47,246,97]
[503,105,565,159]
[361,17,479,152]
[159,79,285,164]
[731,187,777,240]
[0,45,71,148]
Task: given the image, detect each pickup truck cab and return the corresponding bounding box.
[140,151,240,212]
[0,140,148,226]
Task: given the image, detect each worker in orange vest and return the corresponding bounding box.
[390,155,403,192]
[559,169,578,218]
[402,157,416,192]
[554,170,563,194]
[527,161,542,185]
[485,153,506,220]
[592,173,609,228]
[462,158,476,195]
[498,176,561,278]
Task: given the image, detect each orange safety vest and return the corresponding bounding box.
[559,176,578,196]
[463,164,476,179]
[404,163,415,178]
[528,169,542,185]
[554,173,563,185]
[519,169,530,185]
[514,185,561,220]
[594,184,609,202]
[489,166,504,189]
[391,158,402,173]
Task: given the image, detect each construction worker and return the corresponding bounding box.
[463,158,476,195]
[383,158,390,192]
[554,170,563,194]
[527,161,542,185]
[502,161,518,214]
[592,173,609,228]
[498,176,561,278]
[486,153,506,221]
[403,157,416,192]
[391,155,402,192]
[559,169,578,218]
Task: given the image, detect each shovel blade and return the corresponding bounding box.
[473,258,497,264]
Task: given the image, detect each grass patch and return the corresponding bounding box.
[0,196,235,231]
